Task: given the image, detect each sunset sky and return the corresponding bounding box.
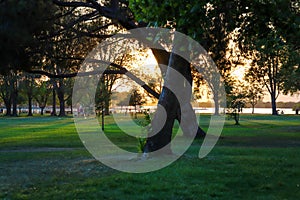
[114,49,299,103]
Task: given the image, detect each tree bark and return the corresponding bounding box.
[144,50,199,154]
[151,49,206,139]
[57,79,66,117]
[51,85,57,116]
[213,93,220,115]
[58,94,66,117]
[11,84,18,117]
[271,93,277,115]
[40,107,45,115]
[4,100,11,116]
[28,96,33,116]
[104,96,110,115]
[234,112,240,125]
[251,102,255,114]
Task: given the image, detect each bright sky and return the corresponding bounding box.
[112,49,160,93]
[230,60,299,102]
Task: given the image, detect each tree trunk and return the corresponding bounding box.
[58,95,66,117]
[57,79,66,117]
[11,87,18,117]
[151,49,206,139]
[234,112,240,125]
[271,93,277,115]
[40,107,45,115]
[101,105,105,131]
[213,91,220,115]
[251,104,255,114]
[104,97,110,115]
[144,50,199,154]
[175,109,206,138]
[144,86,176,154]
[4,100,11,116]
[28,96,33,116]
[51,87,57,116]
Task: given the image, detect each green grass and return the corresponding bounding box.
[0,114,300,199]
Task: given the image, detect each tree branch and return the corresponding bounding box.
[53,0,97,9]
[27,69,125,78]
[27,59,161,100]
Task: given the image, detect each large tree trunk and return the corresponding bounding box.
[144,49,199,154]
[151,49,206,139]
[175,109,206,138]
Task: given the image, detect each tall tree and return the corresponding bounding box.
[245,24,292,115]
[237,0,300,115]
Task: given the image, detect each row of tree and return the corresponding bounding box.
[0,72,72,116]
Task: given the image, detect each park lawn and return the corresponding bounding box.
[0,114,299,199]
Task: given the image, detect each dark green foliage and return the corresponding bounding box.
[0,0,56,74]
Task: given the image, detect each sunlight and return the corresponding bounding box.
[112,49,160,93]
[231,66,246,81]
[142,49,160,76]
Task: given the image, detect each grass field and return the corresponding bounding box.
[0,114,300,199]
